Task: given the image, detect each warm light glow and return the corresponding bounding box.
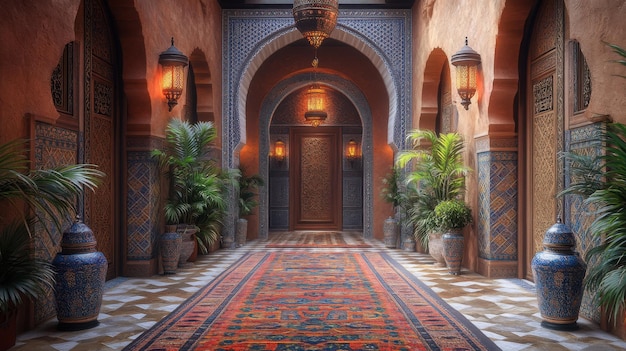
[307,86,325,111]
[274,140,285,162]
[292,0,339,50]
[159,38,188,111]
[451,37,481,110]
[347,139,358,160]
[305,85,327,127]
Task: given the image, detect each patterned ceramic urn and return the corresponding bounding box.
[53,217,108,331]
[160,226,181,274]
[531,218,587,331]
[442,229,464,275]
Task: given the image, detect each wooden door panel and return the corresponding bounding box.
[291,128,341,230]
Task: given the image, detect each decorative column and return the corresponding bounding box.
[124,136,162,276]
[475,134,519,278]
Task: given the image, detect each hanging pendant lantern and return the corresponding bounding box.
[292,0,339,50]
[304,85,327,127]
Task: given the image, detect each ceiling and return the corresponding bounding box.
[218,0,415,9]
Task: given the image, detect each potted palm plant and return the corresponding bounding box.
[434,199,472,275]
[0,139,102,350]
[152,119,227,266]
[236,169,264,247]
[396,130,470,265]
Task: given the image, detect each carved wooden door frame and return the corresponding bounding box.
[289,127,342,230]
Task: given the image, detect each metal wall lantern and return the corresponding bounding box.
[346,139,359,164]
[304,85,327,127]
[274,140,286,162]
[451,37,481,110]
[159,38,189,111]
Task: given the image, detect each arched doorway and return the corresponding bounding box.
[267,85,363,231]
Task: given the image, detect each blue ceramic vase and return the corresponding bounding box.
[531,218,586,331]
[53,218,107,331]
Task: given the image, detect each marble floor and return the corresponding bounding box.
[13,232,626,351]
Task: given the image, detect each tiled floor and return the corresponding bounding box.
[13,232,626,350]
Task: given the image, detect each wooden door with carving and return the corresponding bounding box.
[84,0,120,280]
[525,0,564,280]
[290,127,342,230]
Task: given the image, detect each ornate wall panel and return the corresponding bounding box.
[476,134,519,278]
[32,122,79,324]
[531,107,557,255]
[126,151,160,261]
[223,9,410,167]
[564,123,605,322]
[477,152,518,261]
[50,42,74,116]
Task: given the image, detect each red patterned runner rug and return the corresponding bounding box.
[124,252,500,351]
[265,231,371,248]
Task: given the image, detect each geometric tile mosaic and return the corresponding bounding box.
[126,151,160,260]
[223,9,411,168]
[33,121,79,325]
[564,122,605,323]
[477,151,518,261]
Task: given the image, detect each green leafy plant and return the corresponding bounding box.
[152,119,229,253]
[0,138,103,316]
[396,130,470,246]
[434,199,472,230]
[559,43,626,326]
[560,122,626,325]
[381,167,402,208]
[238,170,264,217]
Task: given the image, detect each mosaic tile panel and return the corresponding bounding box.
[33,121,79,325]
[126,151,160,260]
[223,9,411,167]
[564,122,605,323]
[477,151,518,261]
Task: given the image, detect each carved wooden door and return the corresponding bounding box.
[84,0,119,280]
[290,127,342,230]
[526,0,564,280]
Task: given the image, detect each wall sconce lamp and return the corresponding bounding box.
[304,85,327,127]
[346,139,359,165]
[159,37,189,111]
[451,37,481,110]
[274,140,286,163]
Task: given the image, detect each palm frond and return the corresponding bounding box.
[0,219,56,315]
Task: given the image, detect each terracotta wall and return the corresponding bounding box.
[411,0,626,274]
[565,0,626,124]
[1,0,223,142]
[1,1,80,141]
